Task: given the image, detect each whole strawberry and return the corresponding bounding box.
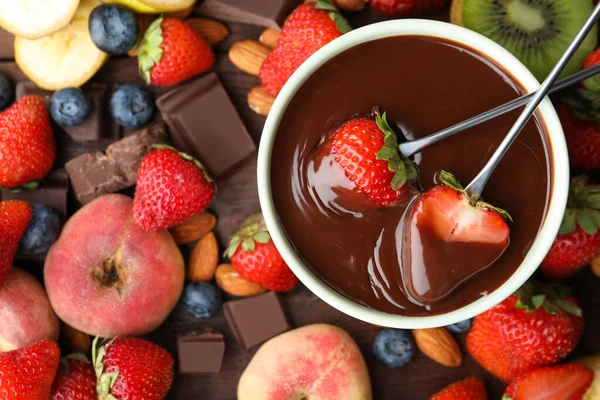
[582,48,600,91]
[259,0,351,97]
[430,377,487,400]
[137,17,214,87]
[0,340,60,399]
[467,282,584,382]
[541,175,600,280]
[226,213,298,292]
[370,0,450,16]
[133,146,215,231]
[51,354,97,400]
[0,95,55,189]
[318,110,417,207]
[92,337,174,400]
[503,363,594,400]
[0,200,32,286]
[556,102,600,172]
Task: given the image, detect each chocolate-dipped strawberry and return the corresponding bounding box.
[400,171,512,305]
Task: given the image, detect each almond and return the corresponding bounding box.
[186,18,229,46]
[165,4,195,19]
[413,327,462,367]
[334,0,365,11]
[61,322,91,353]
[592,257,600,277]
[229,40,271,76]
[259,28,280,48]
[170,211,217,245]
[215,263,267,297]
[248,86,275,117]
[188,232,219,282]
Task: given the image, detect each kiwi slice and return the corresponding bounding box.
[451,0,598,81]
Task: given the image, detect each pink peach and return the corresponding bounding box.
[0,267,59,351]
[44,194,184,338]
[238,324,372,400]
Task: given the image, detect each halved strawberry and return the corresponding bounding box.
[503,364,594,400]
[431,377,487,400]
[401,171,512,304]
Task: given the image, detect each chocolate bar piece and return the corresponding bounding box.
[65,122,167,204]
[156,73,255,180]
[62,83,120,142]
[224,292,290,350]
[1,169,69,219]
[196,0,302,29]
[16,81,52,106]
[178,331,225,375]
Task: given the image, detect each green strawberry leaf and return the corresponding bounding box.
[226,213,269,257]
[554,299,582,317]
[559,209,578,235]
[531,294,546,309]
[253,231,271,243]
[375,112,418,191]
[314,0,352,34]
[438,171,464,191]
[241,237,255,252]
[577,210,598,235]
[137,17,164,85]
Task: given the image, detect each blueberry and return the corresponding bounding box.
[109,84,154,128]
[18,204,62,256]
[89,5,139,55]
[50,88,93,127]
[446,319,473,333]
[372,328,415,368]
[0,72,14,111]
[182,282,222,318]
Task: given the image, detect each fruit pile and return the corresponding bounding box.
[0,0,600,399]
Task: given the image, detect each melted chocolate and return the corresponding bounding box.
[271,36,551,316]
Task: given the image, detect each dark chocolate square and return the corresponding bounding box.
[1,169,69,219]
[15,81,52,106]
[196,0,302,29]
[156,73,256,181]
[224,292,290,350]
[178,331,226,375]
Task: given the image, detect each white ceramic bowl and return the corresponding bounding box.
[257,19,569,329]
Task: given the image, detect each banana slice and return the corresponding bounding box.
[578,355,600,400]
[137,0,195,12]
[0,0,80,39]
[101,0,158,13]
[14,0,109,91]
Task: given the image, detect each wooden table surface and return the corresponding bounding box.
[1,4,599,399]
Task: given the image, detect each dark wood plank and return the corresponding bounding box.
[3,5,600,400]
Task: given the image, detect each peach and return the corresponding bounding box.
[0,267,59,351]
[238,324,372,400]
[44,194,184,338]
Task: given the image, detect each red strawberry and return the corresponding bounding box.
[541,175,600,280]
[582,48,600,92]
[556,103,600,172]
[51,354,97,400]
[467,282,584,382]
[370,0,450,16]
[92,337,174,400]
[0,340,61,400]
[0,95,55,189]
[137,17,214,87]
[133,146,215,231]
[0,200,32,286]
[318,111,417,207]
[503,363,594,400]
[259,0,351,97]
[226,213,298,292]
[430,377,487,400]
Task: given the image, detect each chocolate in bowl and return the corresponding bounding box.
[270,35,552,316]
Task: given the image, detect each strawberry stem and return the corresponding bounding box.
[314,0,352,34]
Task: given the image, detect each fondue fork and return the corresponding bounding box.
[464,2,600,204]
[398,53,600,160]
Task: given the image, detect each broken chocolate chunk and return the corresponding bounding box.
[178,331,226,375]
[224,292,290,350]
[65,122,168,204]
[156,73,256,181]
